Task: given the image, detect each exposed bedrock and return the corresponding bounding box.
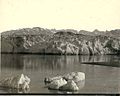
[1,27,120,55]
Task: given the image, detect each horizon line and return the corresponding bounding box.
[1,26,120,33]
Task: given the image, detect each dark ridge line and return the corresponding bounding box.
[82,62,120,68]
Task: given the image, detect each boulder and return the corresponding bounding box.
[59,80,79,91]
[44,72,85,91]
[47,78,67,90]
[44,76,62,84]
[73,72,85,82]
[76,80,85,89]
[63,72,85,82]
[0,74,30,90]
[63,72,76,80]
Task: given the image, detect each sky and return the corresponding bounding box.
[0,0,120,32]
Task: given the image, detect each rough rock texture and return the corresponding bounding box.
[1,27,120,55]
[44,76,62,84]
[0,74,30,90]
[44,72,85,91]
[1,27,53,53]
[73,72,85,82]
[47,78,67,90]
[59,80,79,91]
[63,72,85,82]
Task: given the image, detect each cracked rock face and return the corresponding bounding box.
[45,41,79,55]
[1,27,120,55]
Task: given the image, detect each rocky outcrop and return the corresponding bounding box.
[45,41,79,55]
[0,74,30,90]
[1,27,120,55]
[1,27,53,53]
[44,72,85,84]
[44,72,85,91]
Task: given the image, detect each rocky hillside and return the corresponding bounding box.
[1,27,120,55]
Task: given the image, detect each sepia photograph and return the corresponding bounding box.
[0,0,120,95]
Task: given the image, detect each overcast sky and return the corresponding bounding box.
[0,0,120,32]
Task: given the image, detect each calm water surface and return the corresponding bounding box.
[0,54,120,94]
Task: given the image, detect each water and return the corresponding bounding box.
[0,54,120,94]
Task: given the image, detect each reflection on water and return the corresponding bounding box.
[1,55,81,71]
[0,87,30,93]
[0,54,120,93]
[1,55,120,71]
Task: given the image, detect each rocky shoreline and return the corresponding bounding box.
[1,27,120,55]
